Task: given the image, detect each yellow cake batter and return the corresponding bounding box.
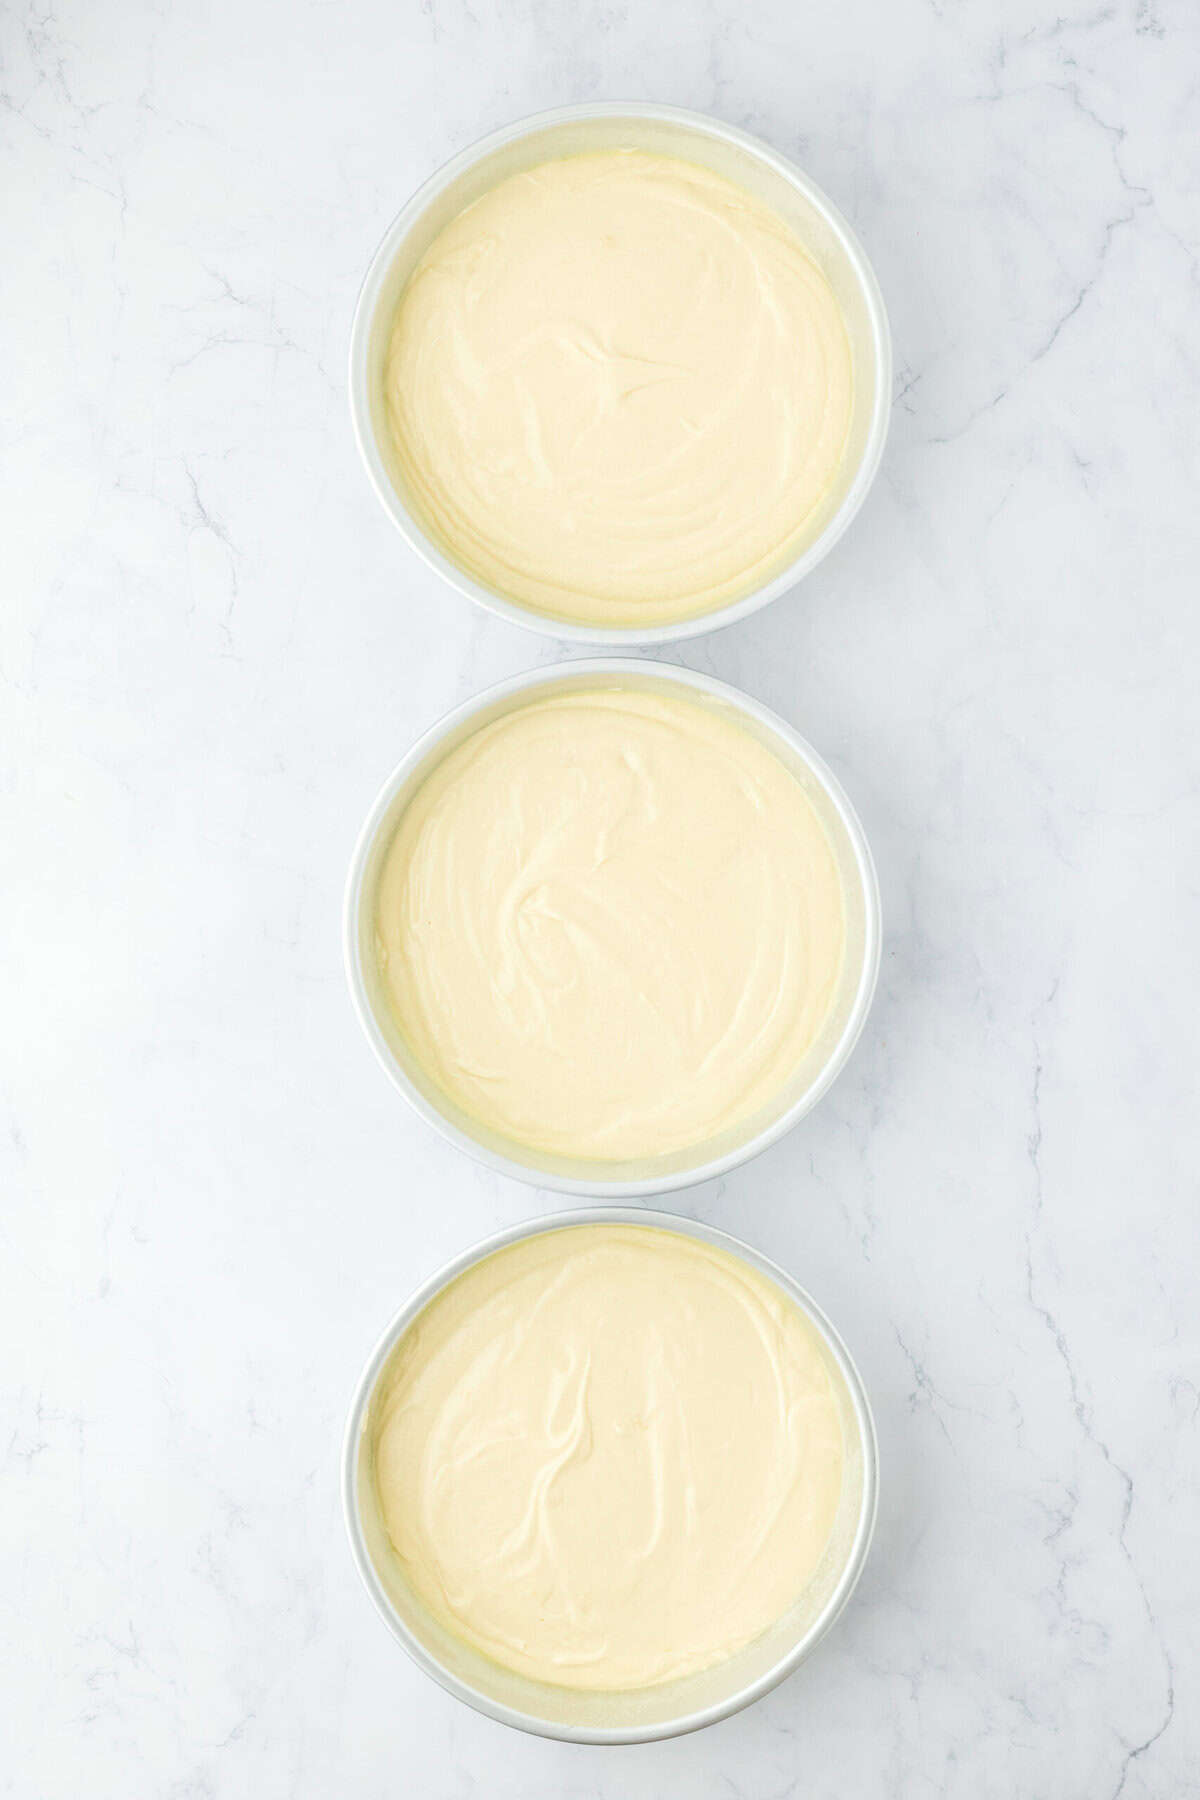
[369,1225,845,1690]
[384,150,853,625]
[373,683,845,1162]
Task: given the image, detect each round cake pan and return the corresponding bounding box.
[343,1207,879,1744]
[343,658,881,1197]
[349,101,891,645]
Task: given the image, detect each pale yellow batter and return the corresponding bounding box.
[370,1225,844,1690]
[374,684,845,1162]
[384,150,853,626]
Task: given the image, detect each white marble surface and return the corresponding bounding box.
[3,0,1199,1792]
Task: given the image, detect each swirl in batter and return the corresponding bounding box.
[370,1225,845,1690]
[373,684,845,1161]
[383,150,854,626]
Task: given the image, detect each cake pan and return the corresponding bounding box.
[344,658,881,1197]
[343,1207,879,1744]
[349,101,891,644]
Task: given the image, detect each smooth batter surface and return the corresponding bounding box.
[374,684,845,1161]
[370,1226,845,1690]
[384,150,854,625]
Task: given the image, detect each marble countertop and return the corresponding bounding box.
[4,0,1198,1793]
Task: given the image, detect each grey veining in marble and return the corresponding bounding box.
[3,0,1198,1794]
